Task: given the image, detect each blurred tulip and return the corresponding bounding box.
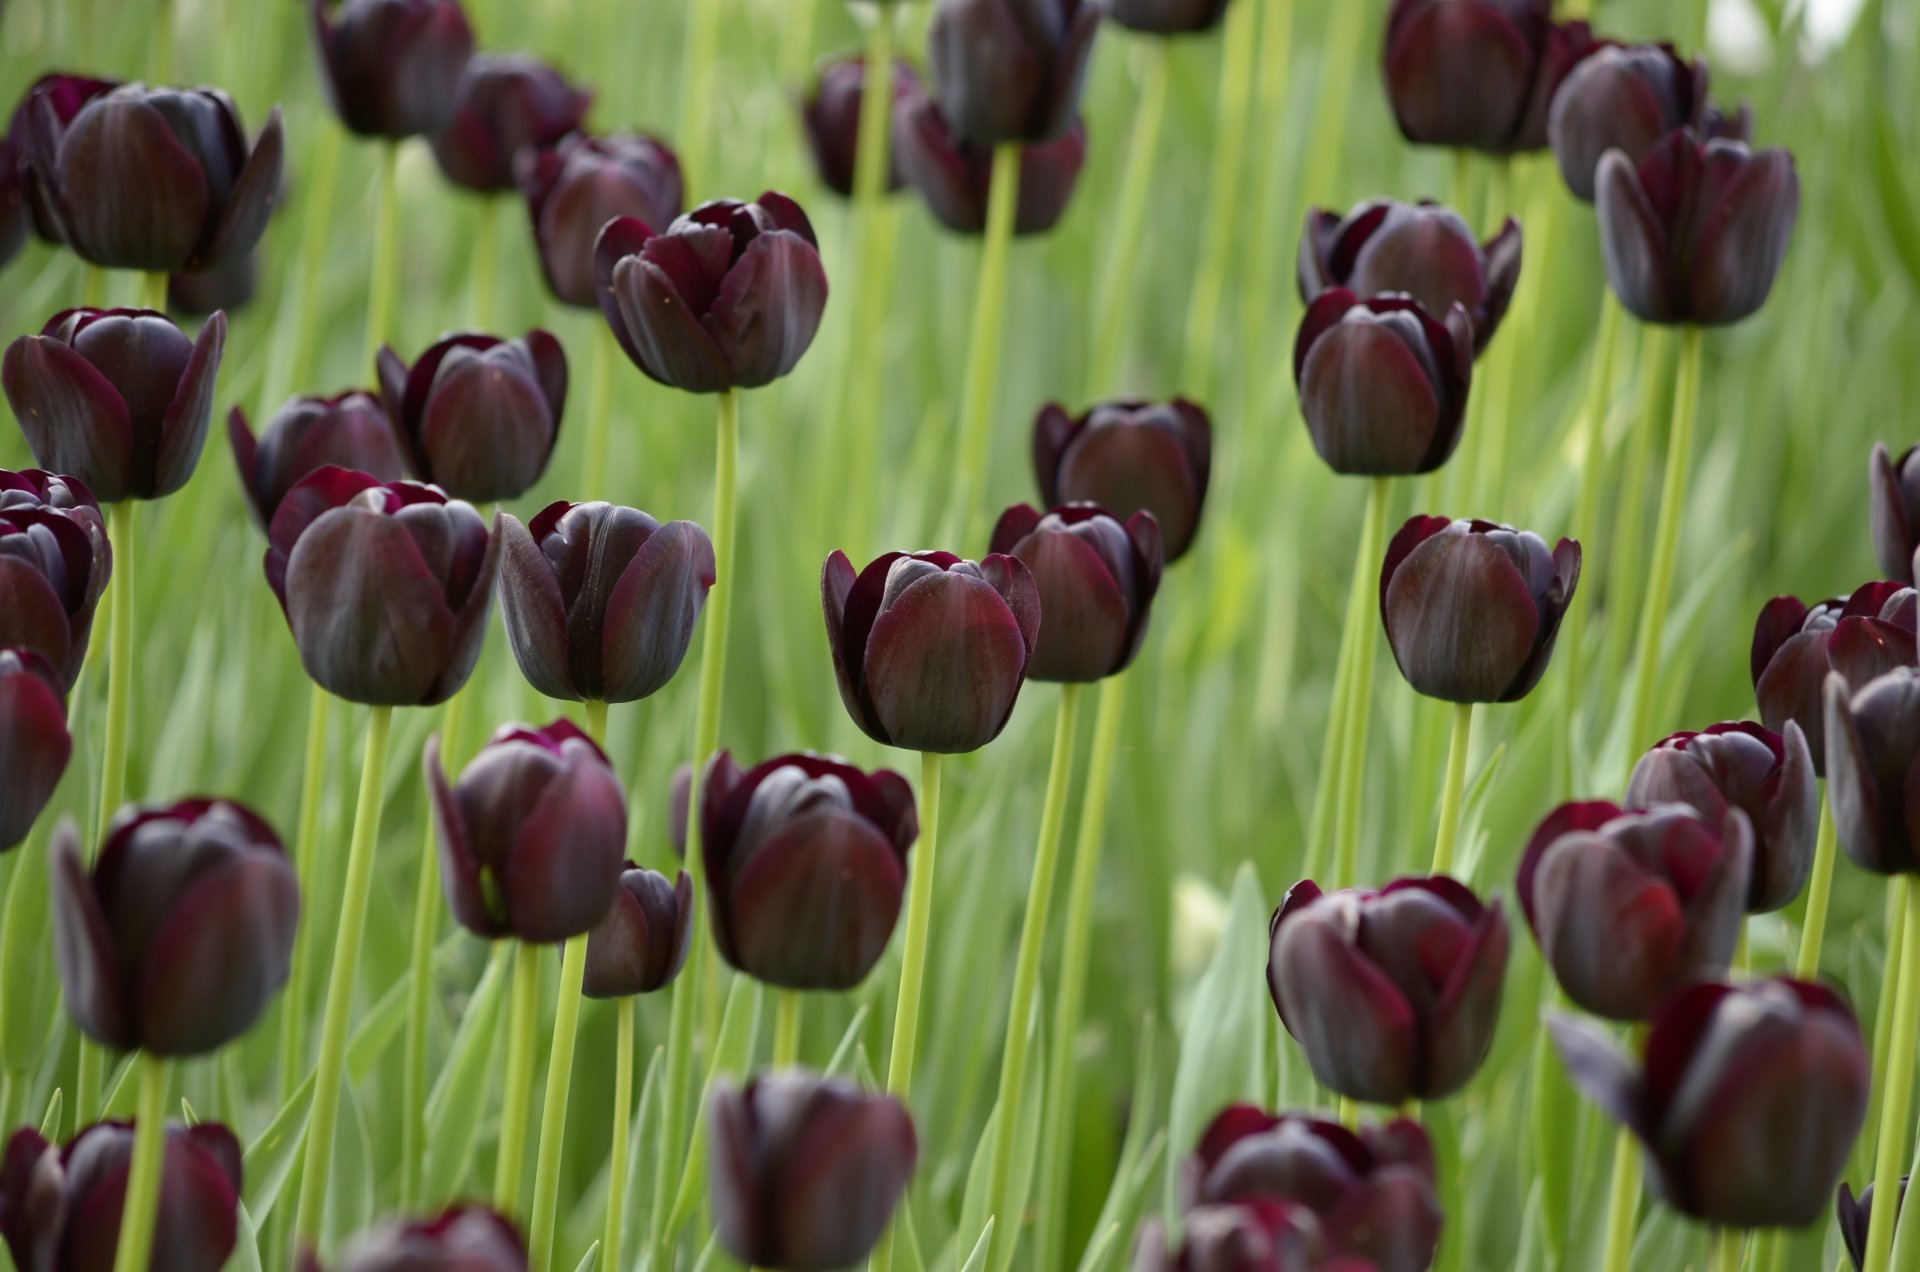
[0,492,110,688]
[1551,977,1868,1228]
[1267,875,1509,1104]
[1109,0,1233,34]
[264,467,500,706]
[376,330,566,501]
[323,1207,528,1272]
[3,306,226,503]
[1825,668,1920,876]
[518,131,682,307]
[1034,398,1212,561]
[989,502,1162,681]
[709,1070,917,1272]
[1547,44,1707,202]
[427,720,626,943]
[0,647,69,852]
[1294,292,1474,476]
[1752,582,1916,773]
[311,0,474,139]
[803,54,917,197]
[1132,1200,1335,1271]
[926,0,1099,146]
[1703,101,1752,143]
[1838,1179,1908,1272]
[169,254,258,317]
[583,864,693,998]
[430,54,591,193]
[52,800,298,1054]
[229,393,407,527]
[1383,0,1599,153]
[498,501,714,704]
[0,467,101,515]
[1871,442,1920,584]
[822,549,1039,753]
[894,94,1086,236]
[0,130,24,270]
[1379,516,1580,703]
[8,74,119,243]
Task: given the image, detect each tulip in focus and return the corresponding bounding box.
[926,0,1099,146]
[0,647,70,852]
[989,502,1162,682]
[1825,668,1920,875]
[894,94,1087,236]
[1869,442,1920,584]
[1034,398,1212,562]
[430,54,591,193]
[802,54,917,197]
[376,330,567,502]
[1547,44,1708,202]
[311,0,475,139]
[518,131,683,307]
[1382,0,1599,154]
[1752,582,1916,773]
[228,392,408,527]
[583,864,693,998]
[1294,293,1475,477]
[0,482,110,687]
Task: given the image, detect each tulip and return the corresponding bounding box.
[821,549,1039,753]
[583,865,693,997]
[700,750,917,990]
[1131,1200,1337,1271]
[0,496,110,689]
[1825,668,1920,876]
[1033,398,1212,562]
[802,54,917,197]
[1547,44,1707,201]
[52,799,299,1055]
[310,0,475,139]
[375,330,567,502]
[594,193,829,394]
[323,1207,529,1272]
[263,467,501,706]
[1379,516,1580,703]
[1626,722,1816,913]
[1596,128,1799,326]
[429,54,591,194]
[1517,801,1751,1021]
[1382,0,1600,154]
[1550,977,1869,1228]
[1108,0,1232,34]
[1294,292,1475,477]
[1838,1180,1909,1272]
[7,74,119,243]
[1870,442,1920,584]
[1267,875,1509,1104]
[0,1121,243,1272]
[894,94,1087,236]
[169,254,258,317]
[497,501,714,704]
[3,307,227,503]
[518,131,682,308]
[0,130,24,270]
[988,502,1162,682]
[426,720,627,943]
[709,1070,917,1272]
[1298,199,1522,354]
[228,392,408,527]
[926,0,1099,146]
[1752,582,1916,773]
[0,466,102,515]
[0,647,69,851]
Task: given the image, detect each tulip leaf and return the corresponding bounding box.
[0,833,59,1077]
[328,1073,377,1250]
[687,1232,720,1272]
[570,1240,600,1272]
[618,1045,664,1272]
[232,1200,265,1272]
[36,1090,61,1141]
[957,1218,997,1272]
[665,976,764,1238]
[1449,741,1508,886]
[423,942,511,1206]
[181,1096,198,1125]
[101,1053,137,1118]
[1078,1025,1163,1272]
[821,1003,871,1077]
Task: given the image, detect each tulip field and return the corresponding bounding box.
[4,0,1920,1268]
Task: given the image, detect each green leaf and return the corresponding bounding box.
[570,1241,600,1272]
[821,1004,870,1077]
[36,1090,61,1141]
[957,1218,997,1272]
[1,836,58,1076]
[1078,1025,1162,1272]
[423,942,510,1206]
[231,1201,265,1272]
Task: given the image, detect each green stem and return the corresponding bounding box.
[1451,150,1475,227]
[470,197,500,328]
[602,996,635,1272]
[1335,477,1392,887]
[1709,1229,1744,1272]
[366,141,401,369]
[942,144,1022,546]
[1599,1123,1642,1272]
[494,941,542,1218]
[1302,563,1361,884]
[402,692,465,1208]
[1085,40,1171,398]
[530,934,590,1270]
[1178,0,1256,400]
[584,323,617,504]
[108,1055,171,1272]
[1864,883,1907,1180]
[83,265,106,308]
[97,500,135,836]
[1863,878,1920,1272]
[1793,791,1838,978]
[771,990,802,1069]
[584,697,609,747]
[1430,702,1474,877]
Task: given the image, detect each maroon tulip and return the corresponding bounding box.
[322,1207,528,1272]
[583,865,693,998]
[1517,801,1751,1021]
[989,502,1162,682]
[926,0,1099,146]
[1267,876,1510,1104]
[52,800,299,1054]
[518,131,682,308]
[1824,668,1920,876]
[169,254,259,317]
[0,467,100,515]
[429,54,591,194]
[7,74,119,244]
[1838,1180,1909,1272]
[1382,0,1600,154]
[1547,44,1707,201]
[1109,0,1232,34]
[3,307,226,503]
[1550,978,1868,1228]
[228,392,408,527]
[701,751,916,990]
[376,330,567,502]
[264,467,501,706]
[427,720,627,943]
[1034,398,1212,562]
[822,549,1040,753]
[1870,442,1920,584]
[311,0,475,139]
[1131,1200,1338,1271]
[802,54,918,197]
[894,94,1087,236]
[1295,292,1474,477]
[1751,582,1916,774]
[0,487,110,688]
[0,647,69,852]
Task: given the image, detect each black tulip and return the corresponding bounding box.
[311,0,475,139]
[429,54,592,194]
[583,865,693,998]
[1294,291,1474,476]
[925,0,1100,147]
[894,93,1087,237]
[376,330,567,502]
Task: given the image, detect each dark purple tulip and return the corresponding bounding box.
[1825,668,1920,876]
[0,1121,242,1272]
[264,467,501,706]
[325,1206,528,1272]
[893,94,1087,237]
[821,549,1040,754]
[709,1070,917,1272]
[0,129,25,270]
[926,0,1099,146]
[1298,199,1521,354]
[583,865,693,998]
[1597,128,1799,326]
[1379,515,1580,703]
[229,392,408,527]
[1034,398,1212,562]
[594,194,829,394]
[802,54,918,197]
[375,330,567,502]
[52,799,299,1054]
[427,720,626,943]
[1382,0,1601,154]
[1626,722,1816,913]
[1516,801,1751,1021]
[1547,44,1707,202]
[1294,291,1474,477]
[497,501,714,704]
[8,74,119,243]
[1550,977,1868,1228]
[0,467,101,515]
[1267,875,1510,1105]
[0,647,69,852]
[1870,442,1920,584]
[1131,1200,1336,1271]
[1751,582,1916,774]
[311,0,475,139]
[1109,0,1232,34]
[169,254,258,317]
[701,751,917,990]
[1838,1179,1908,1272]
[0,494,110,689]
[3,307,227,503]
[989,502,1162,682]
[429,54,592,194]
[518,131,682,308]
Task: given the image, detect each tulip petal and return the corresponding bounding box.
[522,327,569,423]
[1673,811,1752,973]
[1270,896,1420,1104]
[612,254,732,394]
[50,821,134,1049]
[1595,148,1675,323]
[134,851,298,1055]
[1009,520,1130,681]
[152,310,226,499]
[199,106,283,269]
[1688,145,1798,327]
[0,655,71,850]
[1425,898,1510,1097]
[430,510,502,706]
[427,733,497,937]
[497,512,579,701]
[864,567,1032,754]
[0,560,76,688]
[772,1091,917,1270]
[2,334,134,502]
[416,346,555,501]
[57,95,209,270]
[1383,0,1534,149]
[602,518,715,703]
[701,230,828,390]
[1547,1011,1651,1140]
[502,744,626,942]
[1383,522,1541,703]
[720,812,907,990]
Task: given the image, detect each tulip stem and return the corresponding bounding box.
[97,500,135,839]
[294,702,393,1251]
[584,323,617,504]
[1863,877,1920,1272]
[1430,702,1474,877]
[108,1054,171,1272]
[584,697,609,746]
[1179,0,1256,402]
[602,996,636,1271]
[771,991,802,1068]
[1863,883,1907,1181]
[1598,1122,1642,1272]
[530,934,590,1270]
[1600,328,1672,713]
[1085,40,1171,398]
[495,940,543,1219]
[470,196,500,329]
[943,144,1022,546]
[1335,476,1392,888]
[1793,791,1839,978]
[402,692,465,1209]
[1708,1229,1743,1272]
[366,141,401,368]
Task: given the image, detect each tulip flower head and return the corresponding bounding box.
[7,73,119,244]
[989,502,1163,682]
[430,54,592,194]
[1825,667,1920,876]
[1751,582,1916,774]
[802,54,918,197]
[0,486,110,688]
[518,131,683,308]
[926,0,1099,147]
[1383,0,1600,154]
[894,93,1087,236]
[321,1206,529,1272]
[1295,293,1475,477]
[1034,398,1212,562]
[1838,1179,1909,1272]
[376,330,567,502]
[583,864,693,998]
[228,392,408,527]
[1548,43,1708,201]
[0,647,69,852]
[1870,442,1920,584]
[311,0,475,139]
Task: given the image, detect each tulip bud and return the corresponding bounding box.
[518,131,683,308]
[430,54,591,194]
[1131,1201,1332,1271]
[428,720,627,943]
[583,865,693,998]
[1870,442,1920,584]
[52,800,299,1054]
[264,467,501,706]
[311,0,475,139]
[926,0,1099,146]
[894,94,1087,237]
[0,493,111,688]
[1547,44,1707,202]
[375,330,567,502]
[1267,876,1509,1104]
[1597,128,1799,326]
[170,253,259,318]
[497,501,714,704]
[0,647,69,852]
[1380,515,1580,703]
[1838,1179,1909,1272]
[8,74,119,244]
[229,393,408,527]
[802,54,918,197]
[989,502,1163,682]
[1825,668,1920,876]
[1626,722,1816,913]
[3,307,227,503]
[1383,0,1601,154]
[822,548,1040,753]
[1295,293,1475,477]
[709,1070,917,1272]
[1109,0,1232,35]
[1517,801,1752,1020]
[1298,199,1522,354]
[702,751,916,990]
[1034,398,1212,562]
[322,1206,529,1272]
[1752,583,1916,773]
[1551,977,1868,1228]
